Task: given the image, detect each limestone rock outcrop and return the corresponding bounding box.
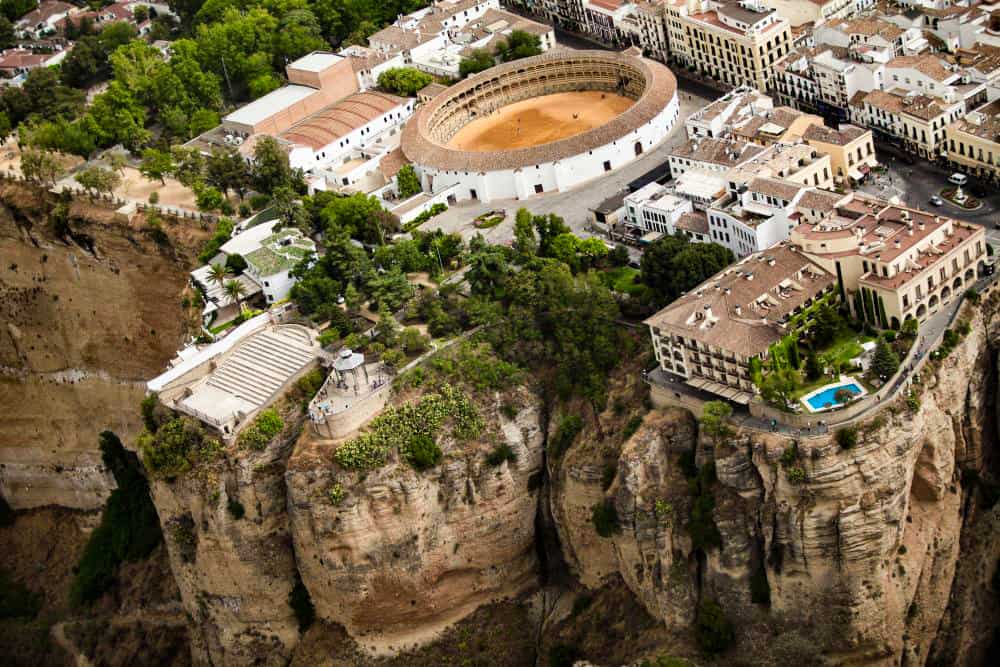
[579,297,1000,664]
[285,391,545,654]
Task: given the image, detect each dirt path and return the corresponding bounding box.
[50,604,187,666]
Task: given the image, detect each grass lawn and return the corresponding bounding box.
[818,331,875,367]
[601,266,645,296]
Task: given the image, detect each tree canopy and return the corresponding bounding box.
[377,67,433,96]
[640,234,734,306]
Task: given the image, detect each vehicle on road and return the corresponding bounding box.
[930,195,943,206]
[949,173,968,186]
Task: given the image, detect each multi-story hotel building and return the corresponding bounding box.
[849,89,964,159]
[664,0,794,91]
[944,100,1000,183]
[645,242,836,403]
[792,194,987,327]
[645,193,987,401]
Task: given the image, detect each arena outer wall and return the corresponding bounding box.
[400,50,679,203]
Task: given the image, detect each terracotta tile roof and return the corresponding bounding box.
[859,89,954,121]
[279,91,407,150]
[670,137,765,167]
[380,147,409,180]
[802,123,868,145]
[17,1,73,25]
[0,49,55,70]
[645,243,835,358]
[887,54,955,82]
[676,211,708,235]
[949,100,1000,141]
[748,177,805,201]
[797,188,846,213]
[589,0,625,10]
[401,50,677,172]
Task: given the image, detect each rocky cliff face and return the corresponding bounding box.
[0,184,204,510]
[556,296,1000,665]
[148,414,302,666]
[148,382,545,665]
[285,388,544,655]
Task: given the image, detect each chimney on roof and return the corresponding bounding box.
[746,272,754,281]
[919,222,925,231]
[735,304,742,316]
[894,239,901,249]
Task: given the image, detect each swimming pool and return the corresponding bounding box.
[801,378,866,412]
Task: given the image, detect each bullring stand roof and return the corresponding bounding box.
[279,91,407,150]
[401,50,677,172]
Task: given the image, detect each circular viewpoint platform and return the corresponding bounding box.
[400,50,679,204]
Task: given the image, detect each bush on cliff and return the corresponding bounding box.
[138,417,221,478]
[71,432,162,606]
[695,597,735,655]
[237,408,284,451]
[591,499,620,538]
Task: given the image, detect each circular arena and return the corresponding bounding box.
[400,50,679,204]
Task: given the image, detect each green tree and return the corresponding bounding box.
[76,166,121,197]
[700,400,732,442]
[495,30,542,62]
[871,339,899,380]
[0,18,16,50]
[206,149,251,199]
[459,48,495,77]
[252,135,294,194]
[810,302,840,347]
[760,368,800,409]
[2,0,37,22]
[532,211,570,257]
[19,148,61,185]
[375,302,399,346]
[513,208,537,257]
[344,282,361,314]
[85,81,150,150]
[321,192,397,245]
[640,234,733,306]
[139,148,174,185]
[224,278,247,311]
[695,598,735,655]
[170,146,205,187]
[367,266,412,311]
[208,263,228,292]
[377,67,433,96]
[805,351,823,381]
[396,163,421,199]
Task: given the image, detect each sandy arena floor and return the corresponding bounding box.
[447,91,633,152]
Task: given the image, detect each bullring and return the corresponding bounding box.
[401,50,679,203]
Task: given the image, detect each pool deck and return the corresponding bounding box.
[800,375,868,413]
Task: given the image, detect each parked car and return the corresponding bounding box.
[930,195,943,206]
[948,173,968,186]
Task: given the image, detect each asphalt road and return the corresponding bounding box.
[860,146,1000,244]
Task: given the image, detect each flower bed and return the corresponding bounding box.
[941,187,981,210]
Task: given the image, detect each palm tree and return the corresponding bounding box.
[208,263,227,291]
[224,279,247,313]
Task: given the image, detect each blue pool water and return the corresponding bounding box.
[805,381,863,410]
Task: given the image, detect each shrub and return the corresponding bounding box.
[964,288,981,304]
[786,467,807,484]
[237,409,284,450]
[622,415,643,440]
[138,418,210,478]
[907,391,921,413]
[500,401,519,419]
[836,427,858,450]
[335,385,481,470]
[695,598,735,655]
[404,434,442,470]
[550,414,583,457]
[71,433,162,606]
[0,569,43,619]
[148,191,159,204]
[197,217,234,263]
[750,566,770,604]
[249,193,269,210]
[591,498,620,537]
[486,443,517,466]
[169,515,197,563]
[654,498,673,519]
[328,483,345,505]
[601,463,617,490]
[549,644,580,667]
[571,593,593,617]
[779,443,799,467]
[288,575,315,632]
[295,368,326,401]
[226,499,245,520]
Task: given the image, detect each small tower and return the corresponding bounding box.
[333,348,368,395]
